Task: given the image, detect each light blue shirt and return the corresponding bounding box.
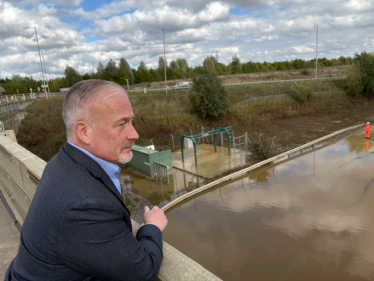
[68,141,122,195]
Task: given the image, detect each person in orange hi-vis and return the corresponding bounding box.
[365,122,371,138]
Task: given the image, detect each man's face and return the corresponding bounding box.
[87,90,139,164]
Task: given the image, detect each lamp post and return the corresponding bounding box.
[41,50,50,96]
[163,28,168,94]
[23,26,49,97]
[313,25,318,79]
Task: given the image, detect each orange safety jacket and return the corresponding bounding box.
[365,124,371,137]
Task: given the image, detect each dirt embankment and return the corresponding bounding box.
[239,102,371,154]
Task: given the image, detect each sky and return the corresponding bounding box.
[0,0,373,80]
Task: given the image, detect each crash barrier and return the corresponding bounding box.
[0,135,221,281]
[162,124,364,212]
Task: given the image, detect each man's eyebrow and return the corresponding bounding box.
[116,116,134,123]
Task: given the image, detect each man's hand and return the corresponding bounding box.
[143,206,168,231]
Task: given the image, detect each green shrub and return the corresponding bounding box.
[290,82,312,103]
[345,65,364,97]
[0,82,28,94]
[345,52,374,98]
[17,98,65,161]
[247,135,274,160]
[301,69,310,76]
[354,52,374,98]
[189,59,230,118]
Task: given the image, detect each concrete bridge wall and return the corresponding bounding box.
[0,96,35,135]
[0,93,36,114]
[0,134,221,281]
[0,100,33,115]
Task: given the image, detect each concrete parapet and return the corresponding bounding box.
[0,100,34,115]
[0,135,45,226]
[0,135,221,281]
[4,130,17,143]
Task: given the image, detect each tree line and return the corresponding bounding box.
[191,52,374,119]
[0,55,355,94]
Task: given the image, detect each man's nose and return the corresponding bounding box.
[127,124,139,141]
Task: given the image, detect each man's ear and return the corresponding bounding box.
[75,121,91,145]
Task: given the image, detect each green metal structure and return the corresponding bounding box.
[180,126,234,167]
[128,145,172,178]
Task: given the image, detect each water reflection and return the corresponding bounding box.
[365,139,370,153]
[162,133,374,280]
[118,166,208,223]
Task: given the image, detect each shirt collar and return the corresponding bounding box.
[67,140,121,179]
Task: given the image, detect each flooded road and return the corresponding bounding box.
[161,133,374,281]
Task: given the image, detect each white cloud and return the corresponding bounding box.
[71,1,137,21]
[292,45,314,54]
[0,0,373,79]
[197,2,229,22]
[344,0,373,11]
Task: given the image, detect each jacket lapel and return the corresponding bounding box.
[62,142,130,215]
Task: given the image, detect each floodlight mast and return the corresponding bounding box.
[163,28,167,94]
[41,50,50,96]
[313,25,318,79]
[23,26,49,97]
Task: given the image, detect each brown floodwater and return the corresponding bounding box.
[118,132,374,280]
[161,133,374,281]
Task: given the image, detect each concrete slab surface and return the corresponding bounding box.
[172,143,251,179]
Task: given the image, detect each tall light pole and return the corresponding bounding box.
[41,50,50,96]
[163,28,168,94]
[23,27,48,96]
[313,25,318,79]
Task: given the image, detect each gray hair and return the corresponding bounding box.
[62,79,127,138]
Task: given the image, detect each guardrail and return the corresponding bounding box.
[0,134,221,281]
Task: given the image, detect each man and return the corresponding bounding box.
[365,121,371,138]
[6,79,168,281]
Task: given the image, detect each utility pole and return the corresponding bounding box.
[33,27,48,95]
[23,27,49,96]
[41,50,50,97]
[313,25,318,79]
[163,28,168,94]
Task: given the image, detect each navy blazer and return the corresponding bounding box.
[6,142,163,281]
